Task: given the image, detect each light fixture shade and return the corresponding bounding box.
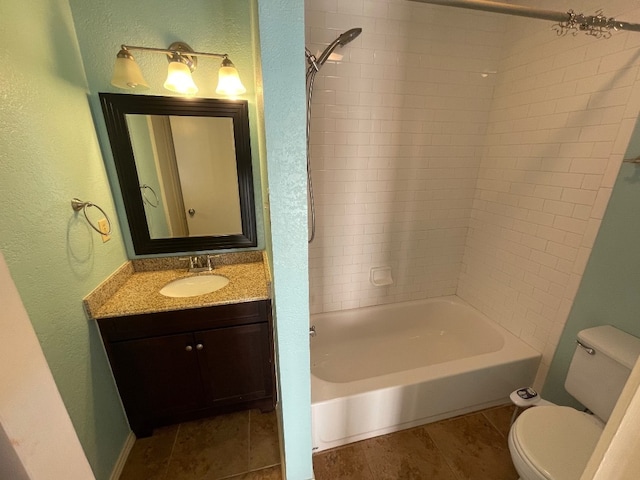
[111,53,149,90]
[216,58,246,96]
[164,62,198,95]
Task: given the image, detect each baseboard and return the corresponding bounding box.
[110,431,136,480]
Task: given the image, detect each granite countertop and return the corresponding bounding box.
[85,253,270,319]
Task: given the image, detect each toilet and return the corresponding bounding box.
[508,325,640,480]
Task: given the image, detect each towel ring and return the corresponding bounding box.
[140,184,159,208]
[71,198,112,235]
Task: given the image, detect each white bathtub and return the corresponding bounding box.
[310,296,541,452]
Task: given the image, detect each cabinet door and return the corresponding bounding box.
[109,333,205,427]
[195,323,272,406]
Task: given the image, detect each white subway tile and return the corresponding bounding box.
[561,188,597,205]
[581,218,602,249]
[591,187,613,219]
[580,174,603,191]
[552,215,587,235]
[601,155,624,187]
[307,0,640,320]
[546,242,578,262]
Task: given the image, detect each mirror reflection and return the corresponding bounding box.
[99,93,257,255]
[127,115,242,239]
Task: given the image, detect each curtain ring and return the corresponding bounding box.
[71,198,112,235]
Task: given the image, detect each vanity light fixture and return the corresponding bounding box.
[110,42,246,96]
[111,49,149,90]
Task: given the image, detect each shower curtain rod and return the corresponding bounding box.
[409,0,640,34]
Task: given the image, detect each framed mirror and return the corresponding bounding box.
[99,93,257,255]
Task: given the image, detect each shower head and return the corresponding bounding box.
[338,28,362,46]
[315,27,362,67]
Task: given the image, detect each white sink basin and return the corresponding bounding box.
[160,275,229,298]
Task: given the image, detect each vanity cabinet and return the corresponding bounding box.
[97,300,274,437]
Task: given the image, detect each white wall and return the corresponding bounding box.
[306,0,505,313]
[458,0,640,387]
[0,253,95,479]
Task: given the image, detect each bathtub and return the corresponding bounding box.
[311,296,541,452]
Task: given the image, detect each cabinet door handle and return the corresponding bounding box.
[196,343,204,350]
[185,345,193,352]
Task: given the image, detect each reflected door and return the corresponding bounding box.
[170,116,242,236]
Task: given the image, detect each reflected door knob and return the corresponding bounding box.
[188,208,196,217]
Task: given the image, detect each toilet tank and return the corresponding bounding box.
[565,325,640,422]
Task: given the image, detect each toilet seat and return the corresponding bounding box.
[509,406,603,480]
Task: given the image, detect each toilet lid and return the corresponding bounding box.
[513,406,603,480]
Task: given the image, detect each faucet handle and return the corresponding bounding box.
[178,257,194,269]
[206,254,223,269]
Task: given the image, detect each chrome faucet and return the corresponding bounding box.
[309,325,317,337]
[180,254,217,272]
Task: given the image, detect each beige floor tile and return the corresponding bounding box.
[482,404,517,438]
[226,465,283,479]
[426,412,518,480]
[362,427,458,480]
[164,411,250,480]
[249,409,281,470]
[120,406,518,480]
[119,424,178,480]
[313,442,375,480]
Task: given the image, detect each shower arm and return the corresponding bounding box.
[408,0,640,34]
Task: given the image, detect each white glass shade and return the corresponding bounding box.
[111,56,149,90]
[163,62,198,95]
[216,65,246,96]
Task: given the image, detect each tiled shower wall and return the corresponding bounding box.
[306,0,505,313]
[305,0,640,383]
[457,0,640,386]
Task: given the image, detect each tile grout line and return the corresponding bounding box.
[216,413,254,480]
[359,442,383,480]
[481,408,509,440]
[247,410,252,475]
[161,424,181,480]
[422,423,466,480]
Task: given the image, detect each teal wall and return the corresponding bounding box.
[544,115,640,406]
[0,0,130,478]
[1,1,312,478]
[68,0,265,257]
[127,115,171,239]
[257,1,313,479]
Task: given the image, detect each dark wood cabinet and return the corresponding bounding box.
[97,300,274,437]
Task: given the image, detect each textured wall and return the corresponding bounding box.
[68,0,266,257]
[458,0,640,388]
[0,0,131,478]
[257,0,314,478]
[306,0,505,314]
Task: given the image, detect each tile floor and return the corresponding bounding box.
[313,405,518,480]
[120,405,518,480]
[119,409,281,480]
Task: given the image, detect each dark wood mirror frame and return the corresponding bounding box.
[99,93,257,255]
